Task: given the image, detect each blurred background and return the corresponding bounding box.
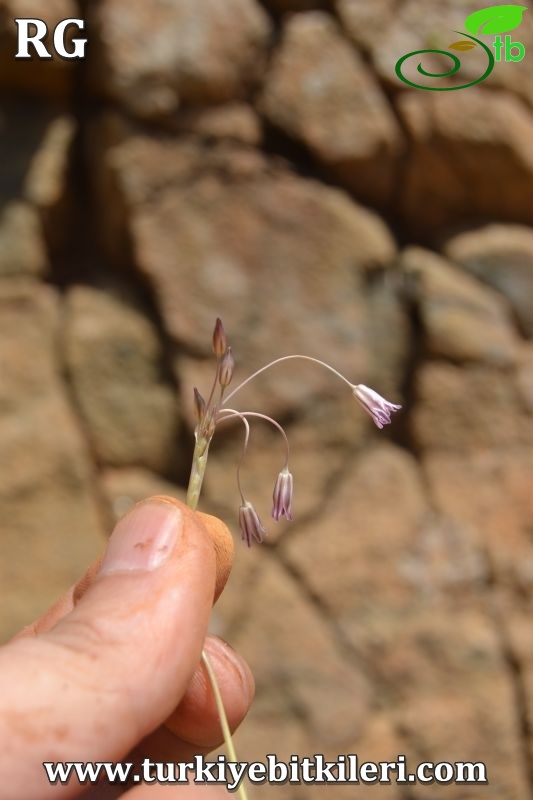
[1,0,533,797]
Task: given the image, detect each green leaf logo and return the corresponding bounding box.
[464,4,527,36]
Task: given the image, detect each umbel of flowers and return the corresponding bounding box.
[186,319,402,546]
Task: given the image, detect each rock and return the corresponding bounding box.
[90,0,272,119]
[24,114,76,252]
[0,280,104,640]
[401,246,519,364]
[444,225,533,339]
[0,202,48,278]
[228,551,372,746]
[412,362,532,451]
[64,285,181,474]
[335,0,394,53]
[398,90,533,236]
[506,606,533,769]
[260,12,402,207]
[363,268,411,398]
[424,450,533,591]
[517,344,533,413]
[0,104,74,206]
[23,115,75,212]
[172,104,262,146]
[282,443,429,626]
[390,610,529,800]
[93,122,400,425]
[0,0,79,97]
[279,441,527,796]
[420,450,533,795]
[347,0,533,110]
[0,102,76,253]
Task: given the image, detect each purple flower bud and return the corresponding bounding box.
[212,318,227,358]
[219,346,235,388]
[352,384,402,429]
[239,501,267,547]
[193,387,206,424]
[272,466,293,521]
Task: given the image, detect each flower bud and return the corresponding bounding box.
[219,346,235,388]
[193,387,206,424]
[212,318,227,358]
[272,466,293,521]
[239,501,267,547]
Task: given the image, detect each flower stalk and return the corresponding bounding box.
[186,434,211,511]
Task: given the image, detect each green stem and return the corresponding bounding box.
[202,651,250,800]
[186,434,210,510]
[185,427,250,800]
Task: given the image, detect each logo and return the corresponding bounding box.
[395,4,527,90]
[15,18,87,60]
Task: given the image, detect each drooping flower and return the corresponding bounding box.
[272,467,293,521]
[238,501,267,547]
[352,384,402,429]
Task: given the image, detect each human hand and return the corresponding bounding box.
[0,497,254,799]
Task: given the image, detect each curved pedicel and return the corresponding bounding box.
[395,32,494,91]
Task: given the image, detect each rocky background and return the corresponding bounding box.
[1,0,533,797]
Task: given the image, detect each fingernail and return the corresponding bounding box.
[100,500,182,575]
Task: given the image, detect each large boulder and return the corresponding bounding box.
[64,285,180,474]
[397,90,533,235]
[412,361,533,451]
[0,101,76,257]
[278,443,526,797]
[0,202,47,279]
[444,225,533,339]
[260,12,402,207]
[400,246,519,365]
[337,0,533,106]
[90,0,272,120]
[0,281,104,640]
[92,119,403,425]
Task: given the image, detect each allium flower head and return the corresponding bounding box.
[239,501,267,547]
[352,384,402,429]
[272,467,293,521]
[191,319,402,548]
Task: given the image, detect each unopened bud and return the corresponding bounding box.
[219,347,234,388]
[193,387,206,424]
[212,318,227,359]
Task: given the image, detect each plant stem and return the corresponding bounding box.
[185,428,250,800]
[202,651,250,800]
[186,434,210,510]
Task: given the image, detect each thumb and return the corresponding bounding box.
[0,498,222,799]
